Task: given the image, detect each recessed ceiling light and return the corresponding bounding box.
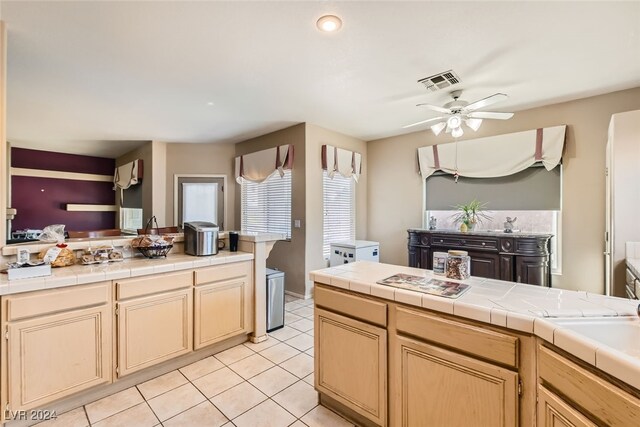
[316,15,342,32]
[207,102,215,106]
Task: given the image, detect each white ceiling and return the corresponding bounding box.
[2,1,640,158]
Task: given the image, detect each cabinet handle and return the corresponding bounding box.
[461,240,466,244]
[482,242,486,246]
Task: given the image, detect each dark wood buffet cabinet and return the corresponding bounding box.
[407,229,553,287]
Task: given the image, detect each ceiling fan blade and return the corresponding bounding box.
[464,93,508,111]
[416,103,452,114]
[402,116,447,129]
[467,111,514,120]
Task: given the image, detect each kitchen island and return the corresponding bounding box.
[310,261,640,426]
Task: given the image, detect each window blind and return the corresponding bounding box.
[323,171,355,259]
[241,170,291,238]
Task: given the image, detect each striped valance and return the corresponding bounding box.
[321,145,362,183]
[417,125,566,178]
[235,144,294,183]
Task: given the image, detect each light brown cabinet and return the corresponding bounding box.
[115,271,193,376]
[2,283,112,413]
[315,307,387,426]
[393,335,518,427]
[194,261,253,349]
[537,386,597,427]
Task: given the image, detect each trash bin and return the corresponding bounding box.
[266,268,285,332]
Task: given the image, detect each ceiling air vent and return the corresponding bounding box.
[418,70,461,92]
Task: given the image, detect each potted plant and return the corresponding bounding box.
[452,200,491,232]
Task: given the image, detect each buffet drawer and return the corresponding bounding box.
[315,285,387,327]
[514,238,548,255]
[460,238,498,250]
[394,306,518,368]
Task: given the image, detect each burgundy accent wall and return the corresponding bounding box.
[11,148,116,232]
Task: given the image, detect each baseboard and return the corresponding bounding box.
[285,290,312,300]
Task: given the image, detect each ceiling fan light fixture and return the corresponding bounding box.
[431,122,447,136]
[447,115,462,129]
[316,15,342,32]
[465,118,483,131]
[451,127,464,138]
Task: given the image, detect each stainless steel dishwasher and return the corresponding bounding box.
[266,268,285,332]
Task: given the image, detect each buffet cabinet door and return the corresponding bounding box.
[315,308,387,426]
[537,386,597,427]
[393,335,518,427]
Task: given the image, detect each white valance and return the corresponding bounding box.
[417,125,566,178]
[114,159,142,190]
[235,144,294,183]
[321,145,362,182]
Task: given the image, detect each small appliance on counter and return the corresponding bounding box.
[266,268,285,332]
[184,221,220,256]
[330,240,380,267]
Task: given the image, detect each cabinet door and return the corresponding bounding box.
[538,386,597,427]
[469,251,500,279]
[7,305,111,411]
[393,335,518,427]
[516,256,549,286]
[117,289,192,376]
[315,308,387,426]
[194,276,250,349]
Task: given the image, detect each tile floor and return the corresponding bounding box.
[37,296,354,427]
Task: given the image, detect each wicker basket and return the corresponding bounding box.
[135,245,173,259]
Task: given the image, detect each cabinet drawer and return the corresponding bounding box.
[116,271,192,300]
[194,261,252,286]
[315,285,387,327]
[395,306,518,368]
[431,236,462,246]
[461,238,498,250]
[6,282,110,321]
[514,238,548,255]
[538,345,640,427]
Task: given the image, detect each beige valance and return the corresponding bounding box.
[235,144,294,183]
[321,145,362,182]
[114,159,143,207]
[417,125,566,178]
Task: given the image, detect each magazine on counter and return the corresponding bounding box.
[376,273,470,298]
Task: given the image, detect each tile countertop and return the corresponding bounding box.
[0,251,254,296]
[309,261,640,391]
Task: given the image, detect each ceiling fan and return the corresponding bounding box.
[403,90,514,137]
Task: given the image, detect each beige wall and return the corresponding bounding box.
[235,124,307,296]
[367,87,640,294]
[151,141,167,225]
[117,142,153,225]
[305,124,367,294]
[164,142,237,229]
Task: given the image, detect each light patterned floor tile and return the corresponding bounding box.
[268,326,302,342]
[289,421,308,427]
[92,403,158,427]
[306,328,314,337]
[303,373,314,386]
[138,370,188,400]
[228,353,275,379]
[284,333,314,351]
[280,353,314,378]
[147,383,205,421]
[210,382,267,419]
[305,347,315,356]
[243,338,279,353]
[193,366,245,398]
[301,405,354,427]
[298,299,314,307]
[285,301,304,311]
[85,387,144,424]
[34,407,88,427]
[215,344,255,365]
[179,356,225,381]
[285,312,303,324]
[290,307,314,318]
[272,381,319,418]
[288,318,314,332]
[259,342,301,364]
[163,401,228,427]
[248,366,299,397]
[232,399,296,427]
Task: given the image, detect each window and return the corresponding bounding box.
[241,170,292,238]
[323,171,355,259]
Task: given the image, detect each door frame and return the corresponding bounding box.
[173,174,227,230]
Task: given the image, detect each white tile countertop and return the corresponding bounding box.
[0,251,254,296]
[310,261,640,391]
